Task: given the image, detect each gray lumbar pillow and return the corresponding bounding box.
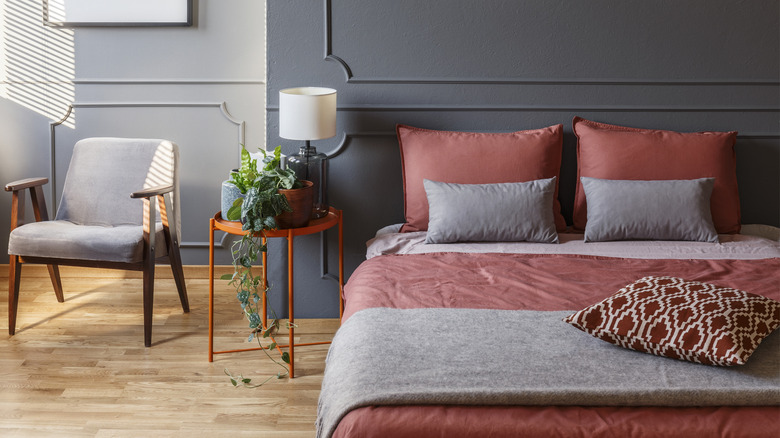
[424,177,559,244]
[581,177,718,243]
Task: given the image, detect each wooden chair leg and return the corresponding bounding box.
[168,242,189,313]
[47,265,64,303]
[143,259,155,348]
[160,194,188,313]
[142,197,156,348]
[8,255,21,335]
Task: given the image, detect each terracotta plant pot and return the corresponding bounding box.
[275,180,314,229]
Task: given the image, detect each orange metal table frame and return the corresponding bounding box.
[208,207,344,378]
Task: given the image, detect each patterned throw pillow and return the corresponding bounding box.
[563,276,780,366]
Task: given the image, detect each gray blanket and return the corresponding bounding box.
[316,308,780,438]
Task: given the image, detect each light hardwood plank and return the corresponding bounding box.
[0,265,336,437]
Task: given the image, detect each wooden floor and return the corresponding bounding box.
[0,265,339,437]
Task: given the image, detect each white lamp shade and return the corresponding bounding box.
[279,87,337,141]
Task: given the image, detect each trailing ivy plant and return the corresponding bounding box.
[222,145,303,387]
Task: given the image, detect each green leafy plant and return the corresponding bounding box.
[222,145,303,387]
[226,145,258,194]
[226,145,303,224]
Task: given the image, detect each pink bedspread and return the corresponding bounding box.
[343,253,780,319]
[334,252,780,438]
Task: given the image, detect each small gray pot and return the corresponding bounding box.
[221,173,245,220]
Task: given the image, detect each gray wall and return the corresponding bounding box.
[1,1,777,320]
[1,0,265,267]
[267,1,780,317]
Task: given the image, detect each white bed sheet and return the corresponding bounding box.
[367,224,780,260]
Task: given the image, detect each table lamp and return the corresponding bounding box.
[279,87,337,219]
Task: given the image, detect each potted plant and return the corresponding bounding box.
[222,145,312,387]
[225,145,313,226]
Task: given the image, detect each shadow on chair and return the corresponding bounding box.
[5,138,190,347]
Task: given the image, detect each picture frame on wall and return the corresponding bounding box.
[43,0,193,27]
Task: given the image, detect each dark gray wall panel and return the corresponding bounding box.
[328,1,778,83]
[267,0,780,318]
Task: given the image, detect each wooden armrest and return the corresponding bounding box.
[5,177,48,192]
[130,185,174,199]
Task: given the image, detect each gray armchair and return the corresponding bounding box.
[5,138,189,346]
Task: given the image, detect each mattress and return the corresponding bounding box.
[321,230,780,438]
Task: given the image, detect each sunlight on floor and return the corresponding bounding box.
[1,0,75,127]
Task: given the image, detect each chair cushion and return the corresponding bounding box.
[55,138,180,240]
[8,220,168,263]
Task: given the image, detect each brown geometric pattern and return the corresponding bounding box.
[564,276,780,366]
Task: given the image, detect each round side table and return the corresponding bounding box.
[208,207,343,378]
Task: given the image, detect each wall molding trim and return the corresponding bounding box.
[326,132,387,159]
[340,131,779,138]
[73,78,266,85]
[48,101,244,248]
[325,130,780,159]
[2,79,266,85]
[275,130,780,168]
[322,0,780,87]
[270,103,779,157]
[323,0,353,81]
[269,104,779,112]
[342,77,780,87]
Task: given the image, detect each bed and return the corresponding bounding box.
[316,118,780,437]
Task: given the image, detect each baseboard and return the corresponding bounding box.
[0,264,229,279]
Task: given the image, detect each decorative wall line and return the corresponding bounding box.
[3,79,265,85]
[338,131,779,138]
[269,104,779,112]
[324,131,780,159]
[344,77,780,86]
[327,132,391,158]
[322,0,780,87]
[738,134,780,139]
[49,101,244,249]
[323,0,353,80]
[270,103,779,157]
[73,78,266,85]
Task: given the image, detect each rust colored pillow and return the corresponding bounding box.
[397,124,565,233]
[572,117,740,234]
[564,276,780,366]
